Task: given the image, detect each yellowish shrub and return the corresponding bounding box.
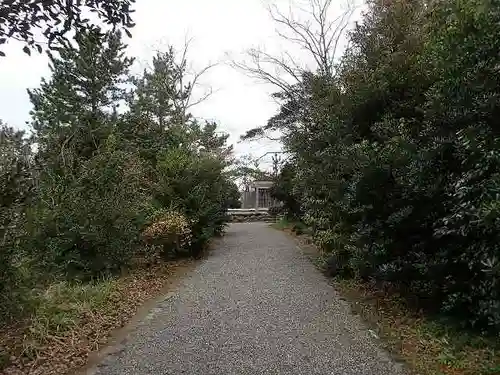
[142,211,192,255]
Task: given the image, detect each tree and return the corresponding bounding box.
[270,161,302,218]
[128,48,188,129]
[28,28,133,171]
[0,0,135,56]
[155,146,234,255]
[0,122,33,320]
[225,180,242,209]
[269,0,500,333]
[231,154,276,192]
[235,0,353,93]
[124,45,220,166]
[233,0,354,142]
[26,29,144,276]
[129,42,217,127]
[192,120,233,159]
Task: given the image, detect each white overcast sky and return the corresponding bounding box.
[0,0,362,166]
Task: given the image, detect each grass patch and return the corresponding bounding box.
[274,224,500,375]
[0,260,193,375]
[270,217,293,230]
[23,279,118,356]
[270,217,311,235]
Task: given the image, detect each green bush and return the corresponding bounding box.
[270,162,302,219]
[155,147,233,255]
[0,125,33,321]
[32,147,153,276]
[225,180,242,209]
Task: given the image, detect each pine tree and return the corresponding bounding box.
[128,48,194,129]
[122,49,193,166]
[191,120,233,158]
[28,28,133,172]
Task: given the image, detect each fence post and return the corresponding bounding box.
[255,187,259,212]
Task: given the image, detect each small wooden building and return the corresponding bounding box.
[241,180,274,210]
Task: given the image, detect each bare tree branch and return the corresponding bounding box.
[233,0,354,85]
[184,62,218,110]
[231,0,356,143]
[170,37,219,124]
[231,51,294,95]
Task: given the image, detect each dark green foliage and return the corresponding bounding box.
[0,123,33,320]
[261,0,500,333]
[123,49,236,253]
[25,29,144,277]
[270,162,302,219]
[155,147,232,255]
[29,29,133,172]
[25,31,235,273]
[127,49,188,129]
[420,0,500,328]
[225,180,242,209]
[32,146,152,275]
[0,0,135,56]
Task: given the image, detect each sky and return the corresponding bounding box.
[0,0,362,168]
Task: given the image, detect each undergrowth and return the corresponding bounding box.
[0,260,192,375]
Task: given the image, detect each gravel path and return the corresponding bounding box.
[89,223,406,375]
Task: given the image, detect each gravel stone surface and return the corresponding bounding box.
[89,222,407,375]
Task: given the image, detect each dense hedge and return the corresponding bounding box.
[271,0,500,333]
